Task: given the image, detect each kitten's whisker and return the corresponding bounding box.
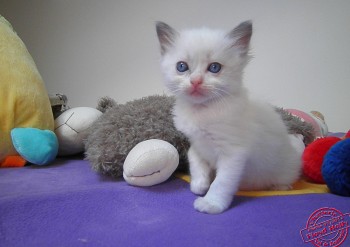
[168,86,183,95]
[204,86,234,107]
[210,90,230,109]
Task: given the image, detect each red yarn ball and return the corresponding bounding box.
[302,137,340,183]
[345,130,350,138]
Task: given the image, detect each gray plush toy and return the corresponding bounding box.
[85,95,314,179]
[85,95,190,179]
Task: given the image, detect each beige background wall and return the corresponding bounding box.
[1,0,349,132]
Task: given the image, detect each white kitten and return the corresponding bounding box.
[156,21,302,214]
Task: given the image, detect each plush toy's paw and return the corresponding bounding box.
[0,155,26,167]
[54,107,102,156]
[123,139,179,186]
[11,128,58,165]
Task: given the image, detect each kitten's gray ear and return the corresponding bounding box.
[227,20,252,54]
[156,22,179,55]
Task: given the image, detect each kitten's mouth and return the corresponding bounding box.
[188,87,206,97]
[190,90,204,97]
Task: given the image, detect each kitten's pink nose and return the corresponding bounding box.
[190,77,203,87]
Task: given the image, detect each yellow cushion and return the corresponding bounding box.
[0,15,54,164]
[175,173,329,197]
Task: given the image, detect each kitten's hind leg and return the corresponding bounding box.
[289,134,305,157]
[188,147,212,195]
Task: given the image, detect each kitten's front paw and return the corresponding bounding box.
[194,197,229,214]
[190,180,210,195]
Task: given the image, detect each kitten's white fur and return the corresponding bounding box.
[156,21,302,214]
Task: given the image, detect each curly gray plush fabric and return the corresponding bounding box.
[85,95,315,179]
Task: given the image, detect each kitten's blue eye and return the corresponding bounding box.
[208,62,222,73]
[176,61,189,72]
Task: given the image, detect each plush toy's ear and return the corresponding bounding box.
[0,15,56,167]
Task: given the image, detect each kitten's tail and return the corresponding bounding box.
[97,96,117,113]
[275,107,315,145]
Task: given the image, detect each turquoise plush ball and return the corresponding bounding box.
[322,138,350,196]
